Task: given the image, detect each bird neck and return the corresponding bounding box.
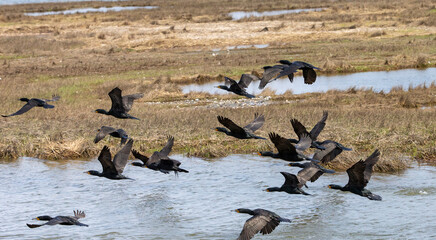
[20,98,30,102]
[258,151,276,157]
[328,184,344,190]
[217,85,229,91]
[132,162,145,167]
[266,187,282,192]
[95,109,109,115]
[215,127,230,135]
[86,170,102,176]
[236,208,255,215]
[288,162,305,168]
[35,215,52,221]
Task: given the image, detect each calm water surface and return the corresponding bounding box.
[182,68,436,95]
[25,6,158,16]
[1,155,435,239]
[229,8,324,21]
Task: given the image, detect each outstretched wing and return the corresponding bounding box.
[302,68,317,84]
[122,93,143,112]
[2,99,39,117]
[159,135,174,157]
[280,171,299,188]
[268,132,297,156]
[346,149,380,189]
[290,118,310,139]
[113,139,133,174]
[258,65,283,89]
[238,215,277,240]
[238,74,258,88]
[108,87,125,113]
[313,141,341,164]
[217,116,246,135]
[73,210,86,219]
[243,113,265,132]
[44,95,61,102]
[309,111,328,140]
[98,146,117,174]
[94,126,117,143]
[224,76,238,87]
[294,133,312,152]
[132,149,149,164]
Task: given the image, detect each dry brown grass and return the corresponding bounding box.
[0,0,435,173]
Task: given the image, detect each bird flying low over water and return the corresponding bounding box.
[94,126,129,145]
[215,113,266,139]
[95,87,143,120]
[27,210,88,228]
[131,136,188,175]
[312,140,352,164]
[259,60,320,89]
[216,74,258,98]
[258,132,315,162]
[288,111,329,150]
[86,139,133,180]
[2,95,60,117]
[235,208,291,240]
[328,149,382,201]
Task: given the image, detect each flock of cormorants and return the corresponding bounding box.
[4,60,383,240]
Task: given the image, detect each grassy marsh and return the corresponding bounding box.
[0,0,435,172]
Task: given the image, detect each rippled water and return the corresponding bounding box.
[1,156,435,239]
[182,68,436,95]
[24,6,158,16]
[229,8,325,21]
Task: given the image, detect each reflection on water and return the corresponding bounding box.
[25,6,158,16]
[212,44,269,52]
[1,156,435,239]
[0,0,125,5]
[182,68,436,95]
[229,8,325,21]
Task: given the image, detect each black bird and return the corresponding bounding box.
[258,132,314,162]
[288,161,336,187]
[266,172,310,195]
[328,149,382,201]
[131,136,188,175]
[216,74,257,98]
[95,87,143,120]
[215,113,265,139]
[235,208,291,240]
[86,139,133,180]
[312,140,352,164]
[94,126,128,145]
[27,210,88,228]
[2,95,60,117]
[259,60,320,89]
[289,111,329,150]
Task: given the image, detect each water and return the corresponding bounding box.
[24,6,158,16]
[0,0,124,5]
[229,8,325,21]
[182,68,436,95]
[1,156,435,239]
[212,44,270,52]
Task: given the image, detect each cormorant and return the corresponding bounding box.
[2,95,60,117]
[94,126,128,145]
[288,111,328,150]
[95,87,143,120]
[235,208,291,240]
[258,132,315,162]
[328,149,382,201]
[312,140,352,164]
[27,210,88,228]
[86,139,133,180]
[215,113,265,139]
[216,74,257,98]
[131,136,188,175]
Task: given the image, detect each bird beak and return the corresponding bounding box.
[95,110,98,113]
[33,217,40,220]
[328,185,332,189]
[257,152,262,156]
[235,209,240,213]
[84,171,90,175]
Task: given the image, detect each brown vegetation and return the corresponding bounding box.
[0,0,435,172]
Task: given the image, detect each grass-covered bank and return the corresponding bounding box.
[0,84,434,173]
